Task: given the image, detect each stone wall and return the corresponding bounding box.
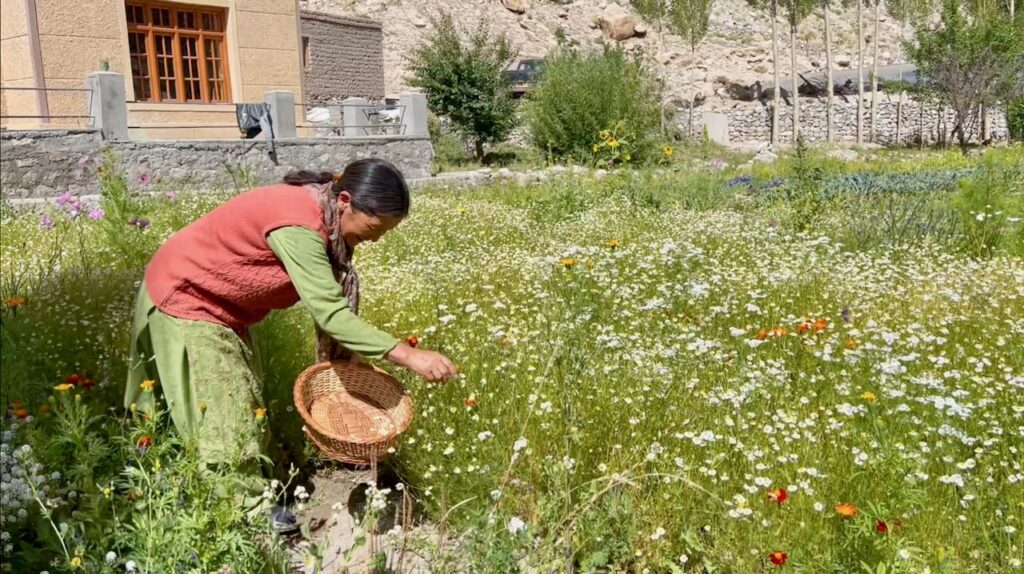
[0,130,432,200]
[300,11,385,104]
[690,97,1010,146]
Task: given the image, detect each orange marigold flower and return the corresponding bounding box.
[560,257,577,268]
[796,322,810,334]
[406,335,419,348]
[813,318,829,332]
[4,296,27,309]
[13,407,30,419]
[836,503,858,518]
[845,339,859,350]
[770,327,788,338]
[769,551,788,566]
[606,239,621,249]
[464,395,478,408]
[38,404,50,415]
[137,435,153,449]
[254,407,267,421]
[756,329,769,341]
[766,487,789,506]
[140,379,156,391]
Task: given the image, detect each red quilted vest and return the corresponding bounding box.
[145,184,330,333]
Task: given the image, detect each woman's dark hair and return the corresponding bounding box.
[283,158,410,217]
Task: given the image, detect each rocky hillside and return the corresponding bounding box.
[299,0,917,109]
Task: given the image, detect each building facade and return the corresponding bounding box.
[300,11,384,104]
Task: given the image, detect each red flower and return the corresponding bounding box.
[796,322,810,334]
[65,373,82,386]
[80,378,96,389]
[769,551,788,566]
[406,336,419,348]
[875,520,889,533]
[137,435,153,451]
[13,407,29,419]
[766,487,789,506]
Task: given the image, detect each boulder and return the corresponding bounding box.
[754,64,769,74]
[835,54,852,68]
[753,149,778,163]
[633,22,648,36]
[502,0,529,14]
[597,5,638,41]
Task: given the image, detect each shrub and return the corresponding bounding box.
[407,12,518,159]
[1009,98,1024,142]
[952,156,1024,258]
[524,46,662,164]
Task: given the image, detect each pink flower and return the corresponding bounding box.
[77,155,91,166]
[164,191,177,201]
[139,173,151,186]
[87,208,105,220]
[40,214,55,230]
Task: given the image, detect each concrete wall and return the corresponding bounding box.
[300,11,385,104]
[0,129,432,199]
[690,96,1010,146]
[1,0,304,136]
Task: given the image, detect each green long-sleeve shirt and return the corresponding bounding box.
[267,226,399,359]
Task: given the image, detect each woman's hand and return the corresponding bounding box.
[386,343,458,382]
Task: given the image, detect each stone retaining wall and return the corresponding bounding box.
[0,130,432,200]
[691,97,1009,146]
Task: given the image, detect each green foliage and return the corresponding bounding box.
[778,135,828,231]
[1009,98,1024,141]
[631,0,713,50]
[407,12,519,159]
[908,0,1024,149]
[525,46,662,163]
[952,156,1024,257]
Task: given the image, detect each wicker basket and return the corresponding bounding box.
[293,361,414,465]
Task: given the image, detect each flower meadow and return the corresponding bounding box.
[1,147,1023,573]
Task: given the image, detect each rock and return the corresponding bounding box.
[826,149,859,161]
[410,14,427,28]
[633,22,648,36]
[593,169,608,181]
[690,69,708,82]
[502,0,529,14]
[835,54,852,68]
[753,150,778,163]
[497,167,513,178]
[597,5,638,41]
[754,64,769,74]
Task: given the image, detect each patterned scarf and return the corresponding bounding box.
[307,183,360,362]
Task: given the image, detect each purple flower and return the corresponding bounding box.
[129,218,151,230]
[87,208,105,221]
[164,191,177,201]
[55,191,73,208]
[40,214,55,230]
[841,308,851,323]
[138,173,151,186]
[77,155,91,167]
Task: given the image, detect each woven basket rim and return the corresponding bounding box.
[293,360,414,446]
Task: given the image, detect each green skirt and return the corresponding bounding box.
[124,284,268,463]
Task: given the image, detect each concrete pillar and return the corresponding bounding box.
[399,92,429,137]
[86,72,128,141]
[342,97,372,137]
[264,90,296,139]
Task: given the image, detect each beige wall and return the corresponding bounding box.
[3,0,304,135]
[1,0,41,125]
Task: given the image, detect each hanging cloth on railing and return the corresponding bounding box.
[235,103,275,155]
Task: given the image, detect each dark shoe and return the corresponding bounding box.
[269,505,300,535]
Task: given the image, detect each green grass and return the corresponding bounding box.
[2,147,1023,572]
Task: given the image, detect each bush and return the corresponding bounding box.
[1009,98,1024,141]
[407,12,518,159]
[524,46,662,164]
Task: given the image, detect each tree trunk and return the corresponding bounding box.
[919,98,925,150]
[791,21,800,142]
[896,92,903,144]
[824,0,834,144]
[870,0,879,143]
[856,0,864,145]
[771,0,781,146]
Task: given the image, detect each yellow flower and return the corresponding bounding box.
[592,143,600,153]
[623,153,631,162]
[54,383,74,393]
[103,487,112,498]
[129,402,137,411]
[606,239,621,249]
[457,206,467,215]
[254,407,267,421]
[199,401,208,414]
[599,129,612,141]
[4,296,27,309]
[154,460,161,471]
[140,379,156,391]
[560,257,577,268]
[607,138,619,149]
[70,556,83,568]
[861,391,877,403]
[663,145,674,158]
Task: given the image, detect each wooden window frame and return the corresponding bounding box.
[125,1,231,103]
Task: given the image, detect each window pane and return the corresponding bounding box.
[125,4,144,24]
[154,34,177,100]
[177,10,197,29]
[151,7,170,27]
[204,38,225,102]
[201,12,221,31]
[128,32,152,101]
[180,36,201,101]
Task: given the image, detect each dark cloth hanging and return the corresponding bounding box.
[235,103,276,155]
